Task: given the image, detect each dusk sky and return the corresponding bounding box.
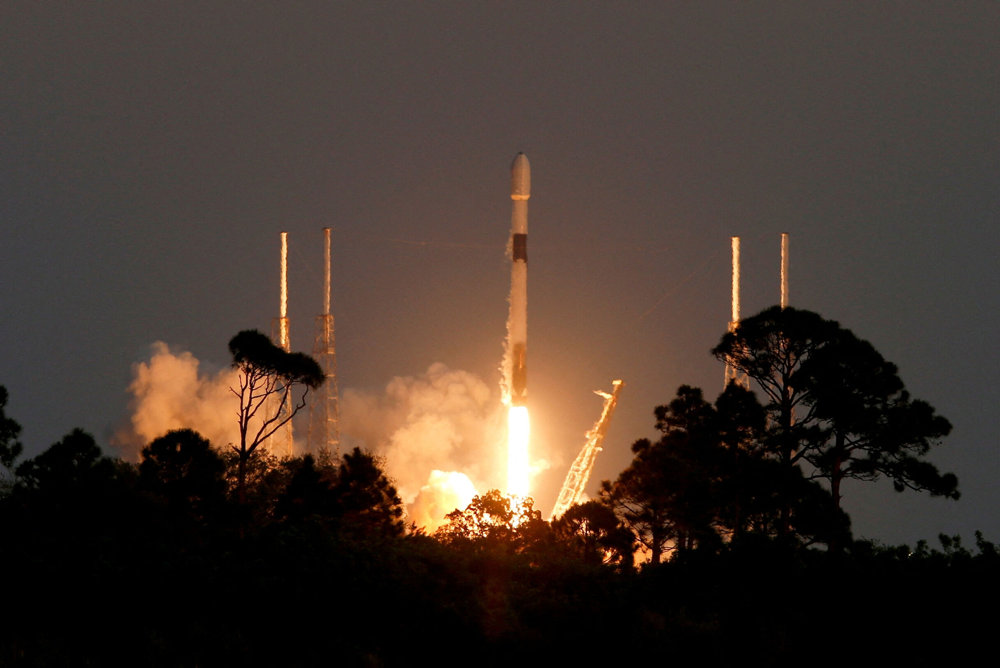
[2,3,997,545]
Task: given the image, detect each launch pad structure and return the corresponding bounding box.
[270,231,295,458]
[267,228,341,459]
[308,227,341,457]
[724,236,749,390]
[723,232,790,389]
[550,379,625,520]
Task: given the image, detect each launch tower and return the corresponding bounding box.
[308,227,341,456]
[724,236,749,389]
[270,231,294,457]
[780,232,789,308]
[550,380,624,520]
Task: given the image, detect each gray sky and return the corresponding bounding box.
[2,2,997,545]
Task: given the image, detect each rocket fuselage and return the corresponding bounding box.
[509,153,530,406]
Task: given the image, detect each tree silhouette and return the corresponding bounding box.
[273,454,334,524]
[601,387,727,563]
[15,428,115,495]
[273,448,405,538]
[551,500,634,569]
[0,386,22,493]
[139,428,227,523]
[602,384,849,561]
[713,306,957,547]
[228,330,323,502]
[435,490,549,554]
[798,328,957,506]
[330,448,405,537]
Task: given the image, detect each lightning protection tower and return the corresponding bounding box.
[269,231,295,458]
[308,227,341,457]
[724,236,749,390]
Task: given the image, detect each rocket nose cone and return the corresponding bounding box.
[510,152,530,200]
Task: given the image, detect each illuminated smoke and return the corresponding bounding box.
[506,406,530,497]
[340,363,505,527]
[115,342,319,461]
[117,346,500,529]
[408,470,477,533]
[113,342,240,460]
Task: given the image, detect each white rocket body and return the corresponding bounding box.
[509,153,530,406]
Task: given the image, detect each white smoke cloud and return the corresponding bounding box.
[116,348,508,530]
[341,362,506,523]
[113,342,240,459]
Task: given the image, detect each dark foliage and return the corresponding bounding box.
[0,386,22,484]
[140,428,227,523]
[0,304,977,664]
[602,384,850,561]
[228,329,324,502]
[712,306,956,552]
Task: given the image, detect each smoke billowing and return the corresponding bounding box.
[117,346,504,531]
[113,342,239,460]
[341,362,506,529]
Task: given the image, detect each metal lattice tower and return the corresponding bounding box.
[550,379,624,520]
[308,227,341,457]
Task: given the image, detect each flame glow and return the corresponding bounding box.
[507,405,530,497]
[409,470,478,533]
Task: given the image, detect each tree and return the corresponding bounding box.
[272,448,405,539]
[551,500,634,569]
[328,447,406,538]
[139,429,227,523]
[798,329,956,504]
[273,454,334,524]
[713,307,839,468]
[228,330,324,502]
[602,384,849,561]
[713,306,957,544]
[601,386,737,563]
[0,386,23,493]
[15,428,115,495]
[435,489,549,554]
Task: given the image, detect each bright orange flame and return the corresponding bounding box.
[507,406,530,497]
[409,470,478,533]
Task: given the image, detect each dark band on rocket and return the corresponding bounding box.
[512,233,527,262]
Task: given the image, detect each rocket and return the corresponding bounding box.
[509,152,530,406]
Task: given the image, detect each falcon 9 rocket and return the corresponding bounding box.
[508,152,530,407]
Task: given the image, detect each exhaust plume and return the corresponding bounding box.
[113,342,240,460]
[340,363,506,527]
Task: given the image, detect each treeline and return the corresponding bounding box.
[0,308,992,665]
[1,421,995,665]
